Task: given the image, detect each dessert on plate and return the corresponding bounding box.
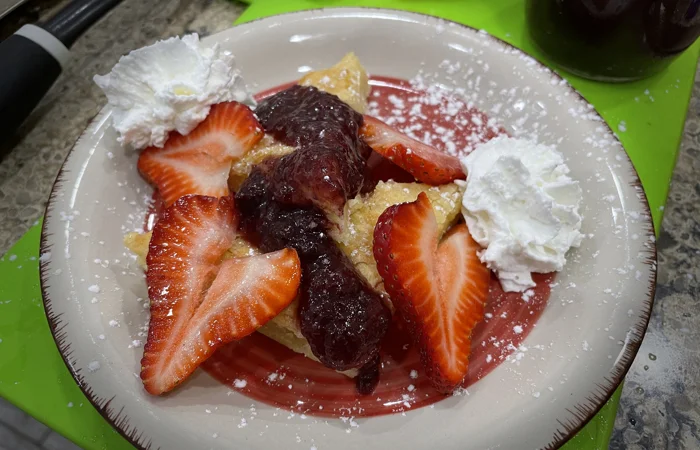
[96,34,582,404]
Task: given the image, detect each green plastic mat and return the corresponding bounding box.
[0,0,696,449]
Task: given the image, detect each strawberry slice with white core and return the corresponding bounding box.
[138,101,264,208]
[361,115,464,185]
[142,194,236,394]
[141,194,301,395]
[373,192,489,393]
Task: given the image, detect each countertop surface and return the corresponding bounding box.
[0,0,698,449]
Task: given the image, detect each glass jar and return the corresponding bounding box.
[526,0,700,82]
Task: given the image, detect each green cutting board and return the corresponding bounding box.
[0,0,696,449]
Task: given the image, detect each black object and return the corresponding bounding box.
[0,33,62,142]
[526,0,700,82]
[43,0,122,47]
[0,0,122,149]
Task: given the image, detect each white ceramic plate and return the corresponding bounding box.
[40,8,656,450]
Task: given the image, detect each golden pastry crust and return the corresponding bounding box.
[125,182,461,371]
[124,231,258,271]
[228,52,370,191]
[228,135,296,192]
[299,52,370,113]
[331,181,463,293]
[124,230,356,376]
[124,231,151,269]
[126,54,454,380]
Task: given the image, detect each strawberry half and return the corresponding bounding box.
[141,194,301,395]
[361,115,464,185]
[373,192,489,393]
[138,102,264,208]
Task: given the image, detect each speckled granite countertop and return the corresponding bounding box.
[0,0,698,448]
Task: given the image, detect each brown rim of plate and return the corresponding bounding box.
[39,110,158,450]
[38,7,658,450]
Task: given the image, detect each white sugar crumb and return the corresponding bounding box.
[407,384,415,392]
[8,254,17,261]
[98,334,105,340]
[130,339,142,348]
[39,252,51,262]
[521,289,534,302]
[67,402,73,408]
[486,354,493,363]
[453,387,469,396]
[532,391,540,398]
[88,361,101,372]
[617,121,627,132]
[409,370,418,379]
[582,341,591,351]
[513,325,523,334]
[108,320,119,327]
[88,285,100,293]
[388,94,405,109]
[238,418,247,428]
[234,379,247,388]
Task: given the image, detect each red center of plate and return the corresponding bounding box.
[198,77,554,418]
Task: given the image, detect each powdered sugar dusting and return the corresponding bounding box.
[367,73,504,159]
[42,24,655,445]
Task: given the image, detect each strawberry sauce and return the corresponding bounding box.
[158,76,553,417]
[203,273,553,418]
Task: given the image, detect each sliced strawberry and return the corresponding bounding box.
[141,194,301,395]
[141,194,236,394]
[138,102,264,208]
[361,115,464,185]
[373,192,489,393]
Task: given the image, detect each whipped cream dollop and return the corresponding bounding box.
[460,136,583,292]
[94,33,251,149]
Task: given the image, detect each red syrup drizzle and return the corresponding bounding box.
[203,273,553,418]
[144,76,554,417]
